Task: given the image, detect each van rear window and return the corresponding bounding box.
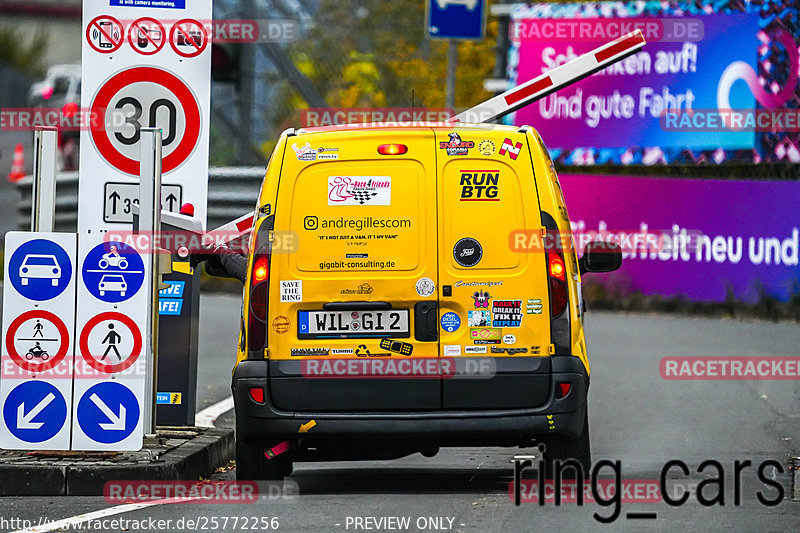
[288,161,426,272]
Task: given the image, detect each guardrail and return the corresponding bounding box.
[16,167,265,232]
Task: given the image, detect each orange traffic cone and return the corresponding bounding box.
[7,143,25,182]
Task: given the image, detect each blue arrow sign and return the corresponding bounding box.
[3,381,68,443]
[77,382,139,444]
[427,0,486,40]
[82,241,145,303]
[7,239,73,301]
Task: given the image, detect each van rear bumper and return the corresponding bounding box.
[232,357,589,446]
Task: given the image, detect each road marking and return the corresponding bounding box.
[9,398,235,533]
[10,497,199,533]
[195,395,234,428]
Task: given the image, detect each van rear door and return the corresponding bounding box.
[267,129,441,411]
[434,129,552,409]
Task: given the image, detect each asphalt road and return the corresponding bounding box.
[0,294,798,532]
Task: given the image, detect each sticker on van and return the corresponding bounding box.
[472,291,490,308]
[440,312,461,332]
[491,300,523,327]
[470,327,501,344]
[464,345,488,354]
[415,278,435,297]
[459,171,499,201]
[328,176,391,206]
[280,280,302,302]
[292,142,317,161]
[478,140,495,156]
[468,310,491,327]
[444,345,461,356]
[439,132,474,156]
[498,138,522,160]
[454,237,483,267]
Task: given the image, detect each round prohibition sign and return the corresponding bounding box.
[90,66,201,176]
[86,15,124,54]
[128,17,166,56]
[79,312,142,374]
[169,19,209,58]
[6,310,70,372]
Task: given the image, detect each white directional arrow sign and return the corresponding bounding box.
[17,392,56,430]
[91,393,127,431]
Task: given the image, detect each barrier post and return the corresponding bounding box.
[31,126,58,232]
[139,128,163,437]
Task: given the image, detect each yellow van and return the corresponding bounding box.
[231,123,621,480]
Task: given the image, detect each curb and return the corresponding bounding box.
[0,428,234,496]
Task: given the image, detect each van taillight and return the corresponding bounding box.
[247,217,273,355]
[543,213,571,355]
[549,277,568,316]
[548,253,565,281]
[253,256,269,284]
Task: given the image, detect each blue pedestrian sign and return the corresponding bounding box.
[7,239,73,301]
[440,311,461,332]
[3,381,68,443]
[427,0,486,40]
[81,241,145,303]
[77,382,139,444]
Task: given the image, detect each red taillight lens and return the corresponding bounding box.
[556,382,572,399]
[548,253,565,281]
[377,144,408,155]
[550,277,568,316]
[249,387,265,403]
[253,256,269,283]
[250,280,269,321]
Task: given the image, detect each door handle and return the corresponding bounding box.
[414,301,438,342]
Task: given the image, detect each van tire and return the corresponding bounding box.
[540,408,591,479]
[235,435,292,481]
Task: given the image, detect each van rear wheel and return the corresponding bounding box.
[235,435,292,481]
[540,408,590,479]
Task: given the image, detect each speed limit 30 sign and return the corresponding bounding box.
[90,66,200,176]
[79,0,211,232]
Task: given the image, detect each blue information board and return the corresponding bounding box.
[427,0,486,40]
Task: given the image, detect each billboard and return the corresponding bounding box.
[507,1,800,165]
[559,174,800,303]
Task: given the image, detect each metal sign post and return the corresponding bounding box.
[31,127,58,232]
[139,128,162,437]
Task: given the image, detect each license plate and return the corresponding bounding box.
[298,309,410,338]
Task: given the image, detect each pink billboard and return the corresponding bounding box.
[559,174,800,303]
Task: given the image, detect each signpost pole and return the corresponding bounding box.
[446,40,457,109]
[139,128,162,437]
[31,126,58,232]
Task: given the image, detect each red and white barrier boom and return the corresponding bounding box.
[450,30,646,124]
[212,31,646,242]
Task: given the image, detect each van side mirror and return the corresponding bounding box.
[579,241,622,274]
